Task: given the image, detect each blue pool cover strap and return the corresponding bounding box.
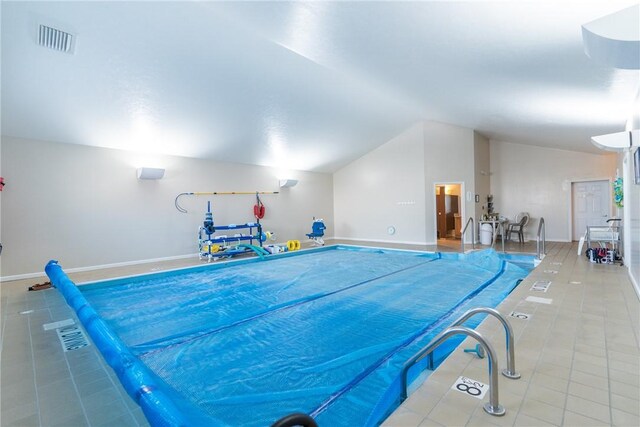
[45,260,202,427]
[136,256,440,356]
[310,259,507,419]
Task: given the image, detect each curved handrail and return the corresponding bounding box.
[401,326,506,416]
[461,217,475,252]
[175,192,191,213]
[175,191,280,213]
[450,307,520,379]
[536,217,546,259]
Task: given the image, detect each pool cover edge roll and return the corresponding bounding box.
[45,260,205,427]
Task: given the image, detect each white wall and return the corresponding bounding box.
[423,121,476,244]
[490,141,617,241]
[622,149,640,296]
[473,132,491,231]
[334,120,479,245]
[333,123,426,244]
[0,137,333,278]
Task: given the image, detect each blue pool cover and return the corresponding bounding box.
[45,246,531,426]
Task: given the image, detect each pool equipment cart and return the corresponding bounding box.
[198,201,271,261]
[306,218,326,246]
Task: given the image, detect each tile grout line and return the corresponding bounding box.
[559,247,583,426]
[526,247,572,427]
[515,244,568,426]
[562,248,624,426]
[57,308,93,427]
[45,287,141,426]
[602,266,639,423]
[603,270,615,427]
[0,287,6,427]
[27,314,44,427]
[99,355,144,426]
[469,246,558,426]
[515,300,547,415]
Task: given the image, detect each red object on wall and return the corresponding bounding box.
[254,203,265,219]
[0,177,5,191]
[254,193,265,219]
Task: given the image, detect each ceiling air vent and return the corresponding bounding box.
[38,24,73,53]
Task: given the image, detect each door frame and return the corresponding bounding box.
[567,178,612,241]
[433,181,465,241]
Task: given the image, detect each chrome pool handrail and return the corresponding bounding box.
[461,217,475,252]
[537,217,546,259]
[449,307,520,379]
[401,326,506,416]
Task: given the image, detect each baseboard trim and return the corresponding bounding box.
[629,269,640,301]
[332,237,428,246]
[1,253,198,283]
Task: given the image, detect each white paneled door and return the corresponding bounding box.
[572,180,611,241]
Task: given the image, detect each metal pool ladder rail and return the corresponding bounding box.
[450,307,520,379]
[461,217,476,252]
[537,217,546,259]
[401,307,520,417]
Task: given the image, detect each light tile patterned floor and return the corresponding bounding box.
[1,282,148,427]
[384,242,639,427]
[1,241,638,426]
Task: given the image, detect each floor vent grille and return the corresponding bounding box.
[56,325,90,351]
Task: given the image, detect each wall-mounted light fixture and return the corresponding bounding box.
[137,167,165,180]
[279,179,298,188]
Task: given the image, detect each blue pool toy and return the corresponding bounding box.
[464,343,486,359]
[306,218,326,246]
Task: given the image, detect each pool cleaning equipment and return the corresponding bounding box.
[175,190,278,213]
[198,201,271,261]
[306,218,326,246]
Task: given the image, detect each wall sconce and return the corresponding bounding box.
[279,179,298,188]
[137,167,165,180]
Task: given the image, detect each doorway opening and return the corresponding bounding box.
[435,183,463,247]
[570,180,611,241]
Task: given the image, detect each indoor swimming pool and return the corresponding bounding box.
[45,245,533,426]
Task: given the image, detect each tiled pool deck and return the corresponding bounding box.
[384,242,639,427]
[1,241,638,426]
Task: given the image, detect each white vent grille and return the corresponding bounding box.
[38,24,73,53]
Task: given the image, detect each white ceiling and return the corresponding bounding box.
[2,1,639,173]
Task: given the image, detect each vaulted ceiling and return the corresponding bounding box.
[2,1,639,172]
